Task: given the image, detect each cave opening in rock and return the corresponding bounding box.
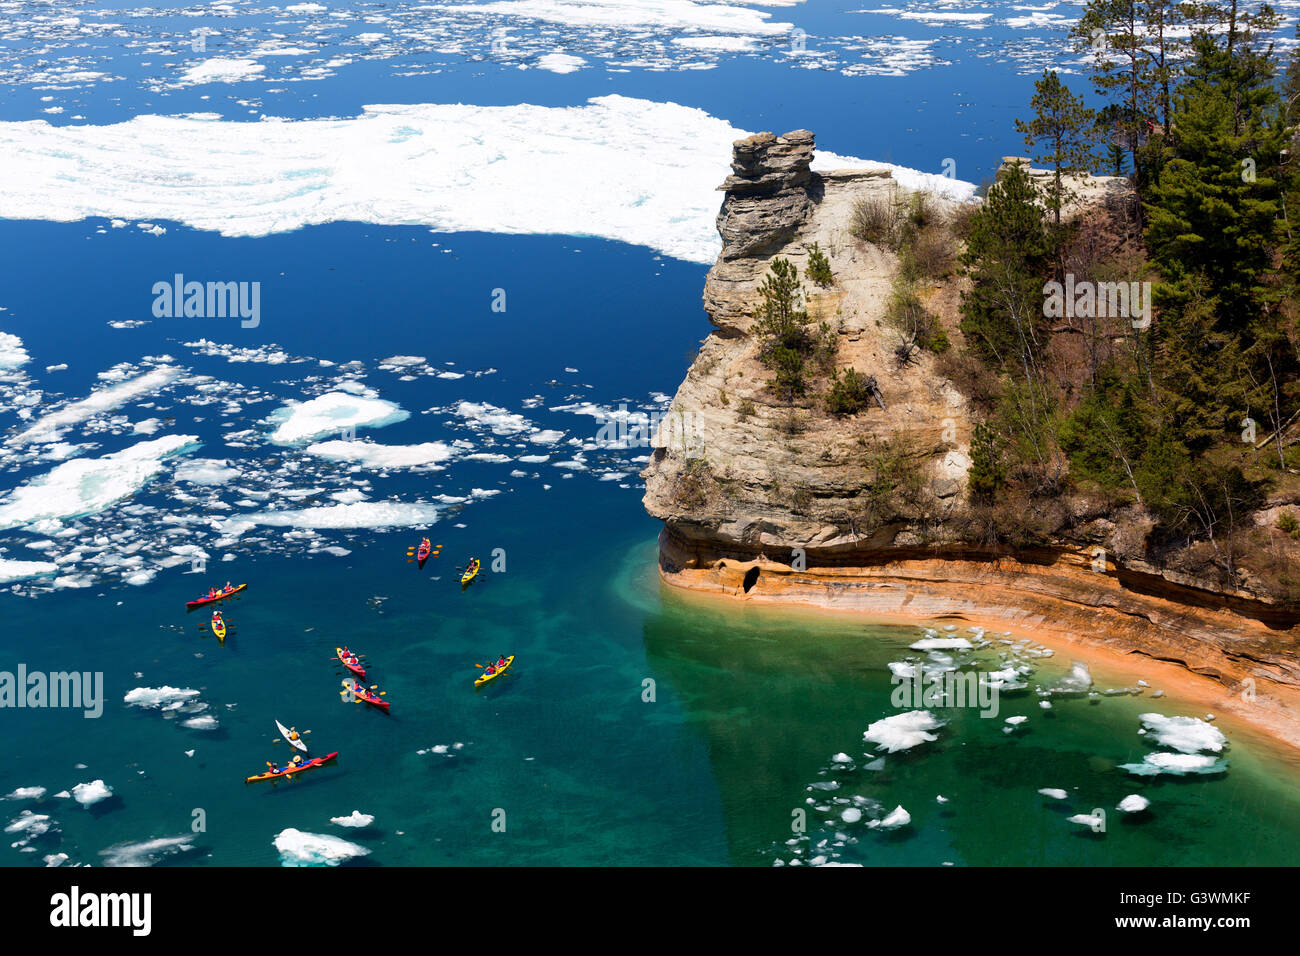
[742,566,760,593]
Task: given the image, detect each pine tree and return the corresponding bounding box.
[1016,70,1099,231]
[1073,0,1153,174]
[958,163,1050,376]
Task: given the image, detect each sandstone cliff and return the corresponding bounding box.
[641,131,1300,748]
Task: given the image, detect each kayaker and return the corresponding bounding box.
[291,754,303,766]
[497,655,507,668]
[224,581,232,592]
[484,664,496,676]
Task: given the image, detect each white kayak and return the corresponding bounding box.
[276,719,308,753]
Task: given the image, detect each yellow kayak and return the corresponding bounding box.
[212,615,226,641]
[461,560,480,587]
[475,655,514,688]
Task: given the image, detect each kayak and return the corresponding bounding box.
[211,614,226,641]
[336,647,366,680]
[186,583,246,610]
[245,751,337,784]
[461,561,480,587]
[351,685,390,711]
[276,719,308,753]
[475,655,514,688]
[417,540,431,567]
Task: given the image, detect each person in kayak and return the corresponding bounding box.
[208,587,216,598]
[484,663,497,676]
[224,581,232,592]
[497,655,507,668]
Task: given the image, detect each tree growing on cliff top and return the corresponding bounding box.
[1015,70,1099,234]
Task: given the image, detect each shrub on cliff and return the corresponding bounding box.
[825,368,874,416]
[850,194,902,247]
[805,242,833,286]
[753,258,813,400]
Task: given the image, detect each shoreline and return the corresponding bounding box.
[654,552,1300,761]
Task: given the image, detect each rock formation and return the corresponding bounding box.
[642,131,1300,748]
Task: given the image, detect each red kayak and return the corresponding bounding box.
[186,583,246,610]
[351,685,390,711]
[336,647,366,680]
[417,539,431,568]
[245,751,338,784]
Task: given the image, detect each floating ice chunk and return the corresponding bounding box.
[830,753,852,764]
[1137,713,1227,754]
[266,391,409,445]
[1005,715,1028,726]
[306,439,457,470]
[0,332,30,372]
[536,52,586,73]
[0,435,199,530]
[274,828,370,867]
[1037,788,1067,800]
[70,780,112,807]
[220,500,442,535]
[1117,794,1150,813]
[1119,752,1229,777]
[330,811,375,828]
[1067,812,1104,828]
[178,57,265,86]
[124,686,201,708]
[5,810,56,845]
[863,710,945,753]
[4,787,46,801]
[43,853,68,867]
[868,806,910,829]
[840,807,862,824]
[0,558,58,583]
[174,458,241,486]
[909,637,973,651]
[1039,701,1052,710]
[100,835,195,867]
[935,795,948,804]
[181,715,219,731]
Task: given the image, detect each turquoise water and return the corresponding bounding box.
[4,0,1300,869]
[4,476,1300,866]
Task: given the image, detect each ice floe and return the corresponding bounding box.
[1117,794,1150,813]
[274,828,371,866]
[70,780,112,807]
[863,710,944,752]
[1137,713,1227,754]
[266,390,409,445]
[0,436,199,531]
[99,835,196,867]
[0,96,974,265]
[330,811,375,828]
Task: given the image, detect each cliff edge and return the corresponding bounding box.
[642,131,1300,749]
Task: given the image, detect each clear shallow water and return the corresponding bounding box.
[4,0,1300,868]
[5,505,1300,867]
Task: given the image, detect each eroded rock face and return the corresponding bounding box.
[641,130,1300,733]
[644,129,970,559]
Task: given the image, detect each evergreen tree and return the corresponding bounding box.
[1016,70,1099,232]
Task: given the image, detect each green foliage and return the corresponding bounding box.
[1278,510,1299,535]
[958,163,1051,373]
[1015,69,1099,227]
[753,258,812,401]
[967,422,1006,503]
[805,242,833,286]
[825,368,875,416]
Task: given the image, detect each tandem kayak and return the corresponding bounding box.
[186,583,246,609]
[336,647,366,680]
[245,751,337,784]
[276,719,308,753]
[475,655,514,688]
[211,614,227,642]
[461,560,480,587]
[417,539,431,568]
[350,684,390,711]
